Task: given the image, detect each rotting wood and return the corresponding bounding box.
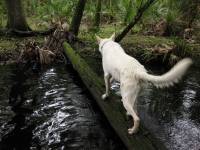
[63,42,167,150]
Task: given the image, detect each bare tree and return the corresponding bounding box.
[69,0,87,36]
[115,0,156,42]
[1,0,55,36]
[93,0,102,28]
[5,0,31,31]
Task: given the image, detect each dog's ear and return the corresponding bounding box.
[110,32,115,41]
[95,34,102,44]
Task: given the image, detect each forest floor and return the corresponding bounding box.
[77,27,200,67]
[0,25,200,66]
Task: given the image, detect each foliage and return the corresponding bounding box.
[0,1,6,28]
[0,0,199,38]
[173,37,192,57]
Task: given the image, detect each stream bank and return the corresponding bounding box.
[1,34,200,66]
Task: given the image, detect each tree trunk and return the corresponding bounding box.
[69,0,87,36]
[93,0,102,28]
[5,0,31,31]
[115,0,156,42]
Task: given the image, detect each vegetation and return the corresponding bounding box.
[0,0,199,64]
[0,1,199,149]
[0,0,199,33]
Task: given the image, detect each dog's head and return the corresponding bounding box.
[95,33,115,53]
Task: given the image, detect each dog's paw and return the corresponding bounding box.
[101,94,108,100]
[128,127,138,135]
[126,111,131,116]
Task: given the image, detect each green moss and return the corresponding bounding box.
[123,35,174,46]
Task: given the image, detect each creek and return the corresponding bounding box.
[0,64,125,150]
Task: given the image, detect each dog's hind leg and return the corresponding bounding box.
[133,99,138,115]
[122,98,140,134]
[102,73,111,100]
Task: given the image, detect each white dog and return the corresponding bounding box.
[96,33,192,135]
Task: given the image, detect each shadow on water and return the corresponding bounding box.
[0,63,38,150]
[0,64,125,150]
[2,61,199,150]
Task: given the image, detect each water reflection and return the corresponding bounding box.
[0,65,125,150]
[111,66,200,150]
[109,65,200,150]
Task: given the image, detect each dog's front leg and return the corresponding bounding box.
[102,73,111,100]
[110,76,114,83]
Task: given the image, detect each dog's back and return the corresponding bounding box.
[102,41,146,82]
[102,40,192,88]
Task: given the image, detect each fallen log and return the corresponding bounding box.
[63,42,167,150]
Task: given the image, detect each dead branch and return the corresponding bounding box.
[18,41,55,65]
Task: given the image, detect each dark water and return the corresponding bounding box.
[111,66,200,150]
[1,63,200,150]
[141,66,200,150]
[0,65,125,150]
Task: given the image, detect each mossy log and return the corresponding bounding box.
[63,42,167,150]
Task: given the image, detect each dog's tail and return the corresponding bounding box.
[137,58,193,88]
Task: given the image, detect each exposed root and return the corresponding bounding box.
[15,22,82,66]
[18,40,55,65]
[39,48,55,64]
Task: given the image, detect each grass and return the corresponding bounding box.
[77,24,200,66]
[0,36,44,55]
[0,38,16,52]
[0,22,200,66]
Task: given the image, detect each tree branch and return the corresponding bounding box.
[69,0,87,36]
[115,0,156,42]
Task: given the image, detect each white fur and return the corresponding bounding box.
[97,34,192,135]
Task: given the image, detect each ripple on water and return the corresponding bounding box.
[111,67,200,150]
[0,66,125,150]
[167,119,200,150]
